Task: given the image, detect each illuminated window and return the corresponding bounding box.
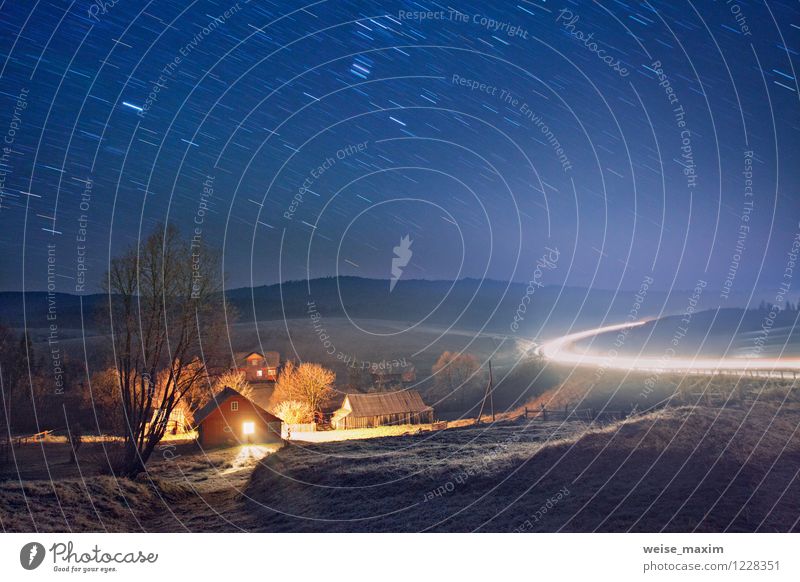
[242,421,255,435]
[231,401,239,411]
[256,369,263,377]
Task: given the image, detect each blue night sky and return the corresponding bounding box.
[0,0,798,299]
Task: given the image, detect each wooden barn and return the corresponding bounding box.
[193,387,282,447]
[331,390,434,429]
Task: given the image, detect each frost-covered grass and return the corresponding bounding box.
[245,405,800,532]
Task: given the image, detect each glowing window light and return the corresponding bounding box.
[242,421,255,435]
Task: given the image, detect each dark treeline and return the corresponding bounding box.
[0,277,742,335]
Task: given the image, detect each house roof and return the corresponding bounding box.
[193,387,280,426]
[235,350,280,367]
[340,390,432,418]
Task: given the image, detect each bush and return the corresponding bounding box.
[273,400,313,424]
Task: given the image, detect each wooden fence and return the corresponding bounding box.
[282,423,316,439]
[7,429,54,445]
[523,406,630,423]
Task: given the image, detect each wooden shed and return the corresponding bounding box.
[331,390,434,429]
[193,387,282,447]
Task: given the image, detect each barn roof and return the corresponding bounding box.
[193,387,280,426]
[342,390,432,418]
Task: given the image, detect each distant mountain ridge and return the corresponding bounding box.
[0,276,752,334]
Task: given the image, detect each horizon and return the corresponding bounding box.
[0,273,783,305]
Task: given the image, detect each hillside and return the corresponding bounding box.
[0,276,738,335]
[3,405,797,532]
[244,405,800,532]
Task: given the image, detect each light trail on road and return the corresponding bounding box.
[536,321,800,377]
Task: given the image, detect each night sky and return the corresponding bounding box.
[0,0,798,300]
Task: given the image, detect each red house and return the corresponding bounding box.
[193,387,282,447]
[236,350,280,383]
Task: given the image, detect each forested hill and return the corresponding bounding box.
[1,276,747,335]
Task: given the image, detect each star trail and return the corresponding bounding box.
[0,0,798,300]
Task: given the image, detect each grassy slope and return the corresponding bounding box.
[0,442,268,532]
[2,405,798,532]
[0,476,166,532]
[245,405,800,532]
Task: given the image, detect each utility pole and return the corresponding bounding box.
[477,360,495,423]
[489,360,495,422]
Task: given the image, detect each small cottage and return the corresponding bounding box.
[331,390,434,429]
[193,387,282,446]
[236,350,280,383]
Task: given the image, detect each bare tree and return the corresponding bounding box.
[274,361,335,416]
[214,369,253,400]
[102,224,226,477]
[86,368,125,433]
[0,327,33,440]
[431,351,483,409]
